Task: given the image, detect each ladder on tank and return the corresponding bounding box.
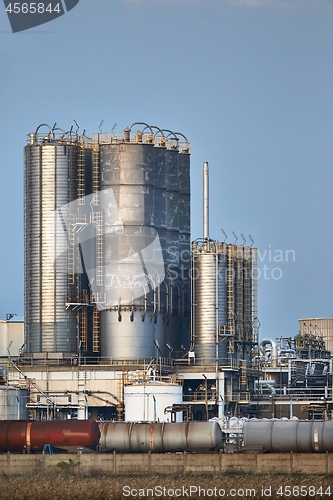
[90,211,103,286]
[93,307,100,353]
[77,369,87,419]
[77,145,85,205]
[80,306,88,353]
[117,373,125,421]
[240,360,247,387]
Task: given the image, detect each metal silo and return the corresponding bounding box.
[192,241,218,363]
[24,125,80,354]
[94,124,191,361]
[191,163,257,367]
[98,126,163,359]
[123,382,183,422]
[164,134,181,352]
[191,239,257,366]
[192,240,228,364]
[178,137,191,350]
[152,132,168,358]
[191,164,227,364]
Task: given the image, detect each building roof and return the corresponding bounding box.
[5,314,24,323]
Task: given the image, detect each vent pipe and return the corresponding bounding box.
[203,162,209,239]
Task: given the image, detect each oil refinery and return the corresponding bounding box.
[0,121,332,454]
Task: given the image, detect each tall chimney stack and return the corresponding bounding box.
[203,161,209,239]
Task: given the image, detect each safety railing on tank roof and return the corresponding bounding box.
[124,373,183,386]
[26,132,93,148]
[92,131,189,152]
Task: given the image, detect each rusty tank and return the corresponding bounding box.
[0,420,100,453]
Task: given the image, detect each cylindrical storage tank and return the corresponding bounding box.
[0,420,100,453]
[98,421,222,453]
[24,128,80,354]
[192,243,218,364]
[95,127,190,361]
[100,310,155,360]
[191,240,257,365]
[124,382,183,422]
[153,144,168,355]
[0,388,29,420]
[178,149,191,350]
[99,140,158,359]
[243,420,333,452]
[165,146,180,351]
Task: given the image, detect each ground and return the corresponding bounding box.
[0,471,332,499]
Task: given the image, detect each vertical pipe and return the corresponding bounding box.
[16,396,20,420]
[203,162,209,239]
[215,251,219,406]
[153,395,157,422]
[203,374,208,421]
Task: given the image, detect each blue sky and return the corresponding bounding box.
[0,0,333,342]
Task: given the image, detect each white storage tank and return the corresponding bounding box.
[0,387,29,420]
[124,382,183,422]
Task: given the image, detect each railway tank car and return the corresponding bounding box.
[0,420,100,453]
[243,420,333,453]
[98,421,223,453]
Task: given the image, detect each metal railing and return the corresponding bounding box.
[6,355,175,369]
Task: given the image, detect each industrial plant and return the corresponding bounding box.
[0,121,332,454]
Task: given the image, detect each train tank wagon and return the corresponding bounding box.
[243,420,333,453]
[98,421,222,453]
[0,420,100,453]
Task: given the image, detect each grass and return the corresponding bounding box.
[0,471,332,499]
